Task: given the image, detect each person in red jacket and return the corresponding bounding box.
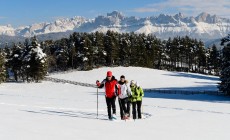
[96,71,120,120]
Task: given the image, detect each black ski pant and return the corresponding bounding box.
[118,97,130,119]
[106,96,116,119]
[132,101,142,119]
[127,100,131,116]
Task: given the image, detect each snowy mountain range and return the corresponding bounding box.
[0,11,230,45]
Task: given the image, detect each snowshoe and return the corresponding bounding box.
[112,114,117,120]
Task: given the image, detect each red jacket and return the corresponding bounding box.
[98,76,120,98]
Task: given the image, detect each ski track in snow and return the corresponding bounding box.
[145,105,230,115]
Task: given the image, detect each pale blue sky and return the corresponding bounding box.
[0,0,229,27]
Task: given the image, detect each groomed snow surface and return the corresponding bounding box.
[0,67,230,140]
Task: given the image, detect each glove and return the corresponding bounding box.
[96,80,100,87]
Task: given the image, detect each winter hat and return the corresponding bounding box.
[120,75,125,79]
[136,82,140,87]
[107,71,112,77]
[130,80,135,85]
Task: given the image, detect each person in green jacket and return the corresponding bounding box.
[130,80,144,119]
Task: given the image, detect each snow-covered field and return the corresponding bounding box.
[50,67,219,91]
[0,67,230,140]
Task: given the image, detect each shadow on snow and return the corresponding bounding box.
[144,89,230,103]
[21,109,152,120]
[163,72,219,81]
[21,110,109,121]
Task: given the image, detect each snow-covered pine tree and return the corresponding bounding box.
[0,49,6,83]
[23,36,48,82]
[55,39,69,71]
[219,35,230,95]
[9,44,23,81]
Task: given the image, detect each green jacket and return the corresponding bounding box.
[130,85,144,102]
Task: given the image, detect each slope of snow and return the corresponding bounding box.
[92,26,121,33]
[50,67,219,91]
[0,67,229,140]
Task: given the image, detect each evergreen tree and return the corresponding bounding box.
[119,33,131,66]
[135,34,147,67]
[9,43,23,81]
[171,37,180,70]
[129,32,139,66]
[165,37,173,70]
[42,40,57,72]
[55,39,69,71]
[0,49,6,83]
[144,34,155,68]
[154,38,164,69]
[104,30,119,66]
[94,31,106,66]
[196,41,206,73]
[3,45,12,80]
[81,33,93,70]
[219,35,230,95]
[207,44,220,75]
[22,37,48,82]
[188,39,196,72]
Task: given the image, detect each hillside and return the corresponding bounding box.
[49,67,219,91]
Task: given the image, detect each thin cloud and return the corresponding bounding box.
[131,0,230,18]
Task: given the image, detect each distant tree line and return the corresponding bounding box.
[0,31,227,92]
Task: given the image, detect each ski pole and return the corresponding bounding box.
[141,101,143,118]
[130,102,132,119]
[97,87,98,119]
[140,90,144,119]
